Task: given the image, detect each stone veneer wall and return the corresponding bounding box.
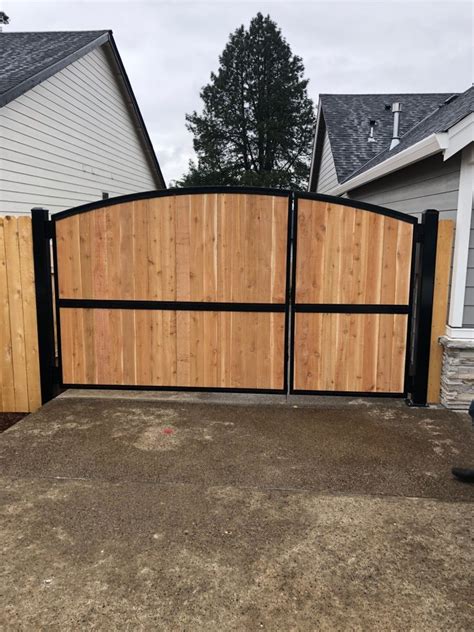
[439,337,474,410]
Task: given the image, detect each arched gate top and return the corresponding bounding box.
[51,186,418,225]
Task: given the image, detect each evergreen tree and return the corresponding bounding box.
[177,13,315,189]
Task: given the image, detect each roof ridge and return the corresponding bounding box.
[344,99,449,177]
[0,30,110,101]
[341,86,473,182]
[319,92,456,97]
[0,29,110,34]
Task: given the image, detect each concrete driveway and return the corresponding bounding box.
[1,393,473,630]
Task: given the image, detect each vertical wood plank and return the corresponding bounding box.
[59,308,73,384]
[175,194,191,302]
[427,220,455,403]
[121,310,136,384]
[148,198,163,300]
[365,214,384,304]
[339,208,356,303]
[55,215,73,299]
[376,313,393,392]
[361,314,378,392]
[119,204,135,382]
[380,217,398,304]
[4,217,29,411]
[164,196,177,300]
[120,202,135,300]
[394,222,414,304]
[133,202,151,383]
[0,218,15,411]
[17,217,41,411]
[70,215,85,383]
[391,315,408,392]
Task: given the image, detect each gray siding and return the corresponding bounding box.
[349,152,474,327]
[316,131,338,194]
[0,45,160,216]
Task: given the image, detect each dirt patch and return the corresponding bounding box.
[0,412,27,433]
[1,476,473,631]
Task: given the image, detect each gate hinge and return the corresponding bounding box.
[44,220,54,240]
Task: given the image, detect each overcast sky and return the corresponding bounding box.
[4,1,473,184]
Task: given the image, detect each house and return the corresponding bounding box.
[0,30,165,216]
[309,87,474,409]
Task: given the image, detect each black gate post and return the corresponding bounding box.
[31,207,56,404]
[409,209,439,406]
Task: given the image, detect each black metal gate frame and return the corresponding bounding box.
[31,186,439,406]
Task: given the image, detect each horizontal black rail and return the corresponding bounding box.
[294,304,410,314]
[58,299,286,312]
[61,384,285,395]
[290,389,406,397]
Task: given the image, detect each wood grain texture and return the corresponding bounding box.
[17,218,41,411]
[60,308,285,389]
[295,199,414,305]
[0,218,15,412]
[427,220,454,403]
[0,217,41,412]
[55,193,289,303]
[294,313,408,392]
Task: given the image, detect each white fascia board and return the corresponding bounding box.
[332,134,443,195]
[443,112,474,161]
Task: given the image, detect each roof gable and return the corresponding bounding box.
[0,30,109,107]
[319,92,455,183]
[0,30,166,188]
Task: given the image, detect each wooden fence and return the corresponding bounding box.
[0,216,41,412]
[427,219,454,403]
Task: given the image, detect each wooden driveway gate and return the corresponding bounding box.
[292,195,417,396]
[51,189,291,393]
[32,188,438,405]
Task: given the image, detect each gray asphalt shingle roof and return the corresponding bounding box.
[0,30,109,105]
[0,30,166,187]
[346,86,474,181]
[320,92,456,183]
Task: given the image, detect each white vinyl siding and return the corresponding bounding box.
[349,152,473,327]
[316,131,338,194]
[0,45,160,215]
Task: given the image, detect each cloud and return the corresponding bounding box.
[3,1,473,184]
